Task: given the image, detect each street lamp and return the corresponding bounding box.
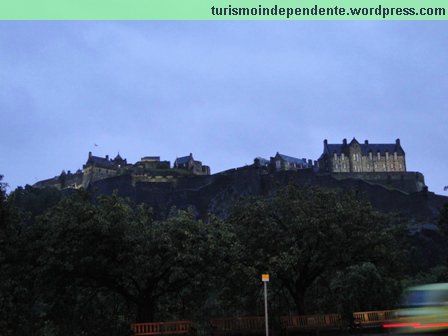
[262,274,269,336]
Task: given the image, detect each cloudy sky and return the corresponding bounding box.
[0,21,447,195]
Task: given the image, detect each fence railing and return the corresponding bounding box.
[210,316,266,332]
[281,313,344,330]
[131,320,193,336]
[131,310,400,335]
[352,310,398,327]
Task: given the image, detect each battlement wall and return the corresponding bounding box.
[327,171,425,193]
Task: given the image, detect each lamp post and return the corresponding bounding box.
[262,274,269,336]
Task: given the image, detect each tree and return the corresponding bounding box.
[33,192,226,327]
[0,176,38,335]
[227,185,405,314]
[7,184,61,225]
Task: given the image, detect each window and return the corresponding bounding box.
[276,160,281,169]
[394,152,398,160]
[353,154,356,161]
[386,152,389,160]
[377,152,381,160]
[334,153,337,160]
[342,153,345,160]
[369,152,373,160]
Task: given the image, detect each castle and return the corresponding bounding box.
[318,138,406,173]
[32,138,426,194]
[33,152,211,190]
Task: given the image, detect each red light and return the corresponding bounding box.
[383,322,448,330]
[383,322,421,328]
[413,323,448,329]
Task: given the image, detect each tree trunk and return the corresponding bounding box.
[292,291,306,315]
[137,298,155,322]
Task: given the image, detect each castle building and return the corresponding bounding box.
[270,152,314,171]
[174,153,210,175]
[82,152,127,188]
[318,138,406,173]
[136,156,170,170]
[33,169,83,190]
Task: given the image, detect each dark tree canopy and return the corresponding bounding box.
[226,185,406,314]
[0,179,441,336]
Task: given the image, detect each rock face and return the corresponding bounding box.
[87,165,448,222]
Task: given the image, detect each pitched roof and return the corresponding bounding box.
[255,157,270,166]
[175,154,193,165]
[86,156,116,169]
[277,153,307,165]
[323,138,405,157]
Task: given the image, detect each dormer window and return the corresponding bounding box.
[394,152,397,160]
[377,152,381,160]
[386,152,389,160]
[369,152,373,160]
[341,153,345,160]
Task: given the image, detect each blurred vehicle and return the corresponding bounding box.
[383,283,448,333]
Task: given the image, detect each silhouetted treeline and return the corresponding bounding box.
[1,176,448,336]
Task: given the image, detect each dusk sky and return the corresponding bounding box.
[0,21,447,195]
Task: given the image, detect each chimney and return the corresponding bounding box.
[106,155,109,160]
[324,139,328,146]
[365,140,369,145]
[88,151,92,158]
[343,138,347,145]
[396,138,400,146]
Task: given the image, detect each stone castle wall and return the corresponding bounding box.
[328,171,425,193]
[87,165,445,222]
